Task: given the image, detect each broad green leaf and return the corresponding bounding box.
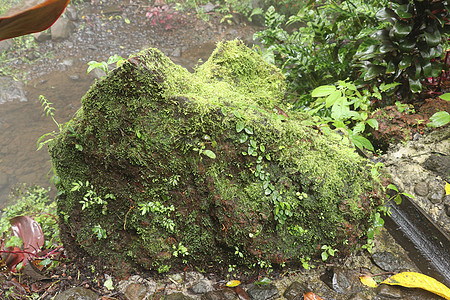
[349,134,374,151]
[360,275,378,288]
[367,119,379,130]
[398,39,415,52]
[312,85,336,98]
[376,8,397,23]
[381,272,450,299]
[202,150,216,159]
[380,43,396,53]
[409,78,422,93]
[424,30,442,47]
[365,65,385,81]
[325,90,342,108]
[386,61,396,74]
[399,56,412,70]
[427,111,450,128]
[393,21,413,38]
[423,61,443,78]
[439,93,450,101]
[395,4,412,18]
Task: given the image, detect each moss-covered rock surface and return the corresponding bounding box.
[49,40,383,274]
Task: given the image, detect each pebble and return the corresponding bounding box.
[376,284,403,298]
[371,251,401,272]
[246,283,279,300]
[413,181,428,196]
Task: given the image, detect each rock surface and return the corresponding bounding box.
[382,127,450,234]
[49,40,383,273]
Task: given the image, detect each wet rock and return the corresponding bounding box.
[246,283,279,300]
[50,40,383,273]
[0,39,13,51]
[124,283,147,300]
[200,2,218,13]
[202,289,238,300]
[190,279,215,294]
[371,251,400,272]
[413,181,428,197]
[0,77,27,104]
[375,284,402,298]
[445,197,450,217]
[423,154,450,179]
[65,6,78,21]
[428,189,444,204]
[283,281,306,300]
[171,47,182,57]
[33,30,52,42]
[166,292,195,300]
[54,287,99,300]
[51,17,75,40]
[320,267,352,294]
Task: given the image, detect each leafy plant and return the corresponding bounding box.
[138,201,175,232]
[92,225,107,240]
[87,54,124,77]
[309,80,399,151]
[355,0,450,96]
[71,181,114,215]
[254,1,385,107]
[320,245,338,261]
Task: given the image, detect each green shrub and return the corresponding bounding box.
[355,0,450,98]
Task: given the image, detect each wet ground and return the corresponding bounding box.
[0,0,260,207]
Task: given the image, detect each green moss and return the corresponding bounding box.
[49,40,384,273]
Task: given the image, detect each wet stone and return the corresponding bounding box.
[283,281,306,300]
[51,17,75,40]
[124,283,147,300]
[423,154,450,179]
[246,283,279,300]
[371,251,400,272]
[54,287,99,300]
[376,284,402,298]
[190,279,215,294]
[347,292,367,300]
[413,181,428,197]
[320,267,351,294]
[428,189,444,204]
[202,289,239,300]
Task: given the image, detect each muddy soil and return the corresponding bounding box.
[0,0,261,207]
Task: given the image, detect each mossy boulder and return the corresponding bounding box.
[49,40,383,274]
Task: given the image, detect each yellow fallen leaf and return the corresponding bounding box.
[381,272,450,300]
[445,181,450,196]
[226,280,241,287]
[360,275,378,288]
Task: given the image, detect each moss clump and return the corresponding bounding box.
[49,40,383,274]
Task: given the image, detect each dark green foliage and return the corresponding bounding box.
[254,1,385,108]
[356,0,450,96]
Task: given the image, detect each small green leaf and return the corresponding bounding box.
[387,184,399,192]
[367,119,379,130]
[244,127,254,135]
[394,194,402,205]
[408,78,422,93]
[349,134,374,151]
[236,121,244,133]
[260,144,265,152]
[39,258,53,266]
[239,133,248,143]
[124,17,130,24]
[202,150,216,159]
[427,111,450,128]
[439,93,450,101]
[311,85,336,98]
[104,278,114,290]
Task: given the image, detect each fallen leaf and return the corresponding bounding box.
[226,280,241,287]
[0,0,71,41]
[360,275,378,288]
[234,285,250,300]
[303,292,325,300]
[10,216,45,259]
[381,272,450,300]
[445,181,450,196]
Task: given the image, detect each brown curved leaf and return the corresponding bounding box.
[0,0,71,41]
